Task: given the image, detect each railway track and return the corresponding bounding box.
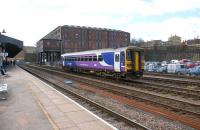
[145,72,200,80]
[143,76,200,87]
[144,73,200,86]
[20,64,200,129]
[33,65,200,100]
[20,65,150,130]
[131,79,200,100]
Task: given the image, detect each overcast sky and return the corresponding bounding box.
[0,0,200,46]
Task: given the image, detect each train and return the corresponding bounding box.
[61,46,144,79]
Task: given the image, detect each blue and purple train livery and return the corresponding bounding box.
[61,46,144,79]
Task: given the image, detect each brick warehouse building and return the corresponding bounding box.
[36,25,130,64]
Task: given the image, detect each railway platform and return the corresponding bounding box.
[0,66,117,130]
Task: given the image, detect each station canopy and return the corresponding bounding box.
[0,34,23,58]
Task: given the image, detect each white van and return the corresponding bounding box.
[170,60,179,64]
[167,64,188,74]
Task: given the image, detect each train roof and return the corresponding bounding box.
[61,46,143,57]
[115,46,142,51]
[61,48,115,57]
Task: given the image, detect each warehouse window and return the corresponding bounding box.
[98,55,103,61]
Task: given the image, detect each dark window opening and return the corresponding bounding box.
[115,54,119,62]
[98,55,103,61]
[89,56,92,61]
[93,56,97,61]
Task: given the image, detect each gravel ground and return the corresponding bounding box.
[31,68,197,130]
[68,83,195,130]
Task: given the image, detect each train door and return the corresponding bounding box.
[135,51,139,71]
[114,52,120,72]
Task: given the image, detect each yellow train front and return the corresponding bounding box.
[120,46,144,79]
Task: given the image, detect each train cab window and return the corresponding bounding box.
[89,56,92,61]
[126,50,132,61]
[93,56,97,61]
[115,54,119,62]
[98,55,103,61]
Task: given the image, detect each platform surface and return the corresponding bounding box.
[0,66,116,130]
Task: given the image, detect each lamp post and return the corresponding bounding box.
[0,29,6,50]
[0,29,7,75]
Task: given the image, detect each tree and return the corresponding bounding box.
[130,37,145,47]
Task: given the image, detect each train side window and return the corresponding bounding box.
[88,56,92,61]
[93,56,97,61]
[115,54,119,62]
[78,57,80,61]
[85,56,88,61]
[81,57,84,61]
[70,57,72,61]
[98,55,103,61]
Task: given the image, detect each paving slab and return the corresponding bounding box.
[0,66,117,130]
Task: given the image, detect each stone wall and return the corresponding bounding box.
[144,45,200,61]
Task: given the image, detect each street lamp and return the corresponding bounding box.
[0,29,6,53]
[0,29,7,75]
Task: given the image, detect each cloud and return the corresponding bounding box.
[125,17,200,41]
[0,0,200,45]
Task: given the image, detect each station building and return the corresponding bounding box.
[36,25,130,64]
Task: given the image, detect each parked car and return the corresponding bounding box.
[195,61,200,66]
[167,64,188,75]
[161,61,168,67]
[144,62,161,72]
[185,62,196,68]
[188,65,200,76]
[170,60,179,64]
[179,59,191,63]
[156,66,167,73]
